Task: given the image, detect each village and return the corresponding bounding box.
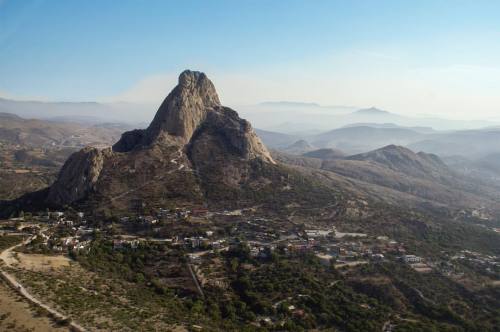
[4,205,494,279]
[0,205,499,331]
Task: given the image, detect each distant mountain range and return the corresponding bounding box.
[0,97,152,124]
[257,123,500,161]
[3,90,500,216]
[272,144,500,210]
[239,103,498,133]
[0,112,130,148]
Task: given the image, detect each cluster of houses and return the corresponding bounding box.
[52,237,91,252]
[4,206,443,278]
[112,239,139,250]
[157,207,210,220]
[12,210,95,253]
[452,249,500,272]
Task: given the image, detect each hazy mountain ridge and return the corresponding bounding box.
[0,111,131,148]
[258,124,500,164]
[303,148,346,160]
[0,97,152,124]
[272,144,500,212]
[3,71,340,215]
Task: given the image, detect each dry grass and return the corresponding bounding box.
[0,279,68,332]
[13,253,72,271]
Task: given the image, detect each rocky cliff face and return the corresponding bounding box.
[46,147,110,205]
[43,70,275,210]
[113,70,224,151]
[147,70,221,144]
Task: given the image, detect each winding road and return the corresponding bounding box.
[0,234,87,332]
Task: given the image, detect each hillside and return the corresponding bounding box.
[0,112,129,148]
[409,129,500,158]
[282,139,315,154]
[277,145,500,209]
[3,71,339,215]
[346,145,450,182]
[254,128,298,149]
[303,148,345,160]
[311,126,425,154]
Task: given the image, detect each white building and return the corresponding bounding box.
[402,255,422,263]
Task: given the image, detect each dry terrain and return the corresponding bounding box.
[0,278,68,332]
[11,253,72,272]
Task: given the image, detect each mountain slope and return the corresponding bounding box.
[311,126,425,154]
[254,128,298,149]
[0,112,128,148]
[303,148,345,160]
[318,145,500,207]
[281,139,314,154]
[408,129,500,158]
[346,145,450,182]
[5,71,338,215]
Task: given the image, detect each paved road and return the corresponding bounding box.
[0,235,87,331]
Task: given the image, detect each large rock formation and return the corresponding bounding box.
[43,70,276,211]
[46,147,110,205]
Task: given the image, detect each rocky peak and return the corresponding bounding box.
[113,70,273,164]
[146,70,221,144]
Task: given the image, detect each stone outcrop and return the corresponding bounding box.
[43,70,274,209]
[46,147,109,205]
[147,70,221,144]
[113,70,224,151]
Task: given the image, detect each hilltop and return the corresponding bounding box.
[4,71,338,215]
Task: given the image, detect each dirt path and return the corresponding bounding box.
[0,279,68,332]
[0,236,87,331]
[0,235,31,267]
[187,264,204,298]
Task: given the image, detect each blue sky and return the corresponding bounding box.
[1,0,500,119]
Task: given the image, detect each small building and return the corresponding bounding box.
[402,255,422,263]
[61,220,74,227]
[184,237,206,249]
[305,229,333,238]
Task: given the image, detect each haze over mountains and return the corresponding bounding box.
[2,70,500,332]
[4,71,342,215]
[4,85,500,203]
[0,97,153,125]
[1,70,499,220]
[3,1,500,330]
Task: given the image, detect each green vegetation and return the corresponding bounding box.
[0,235,22,251]
[350,263,500,331]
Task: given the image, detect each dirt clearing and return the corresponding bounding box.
[13,253,72,271]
